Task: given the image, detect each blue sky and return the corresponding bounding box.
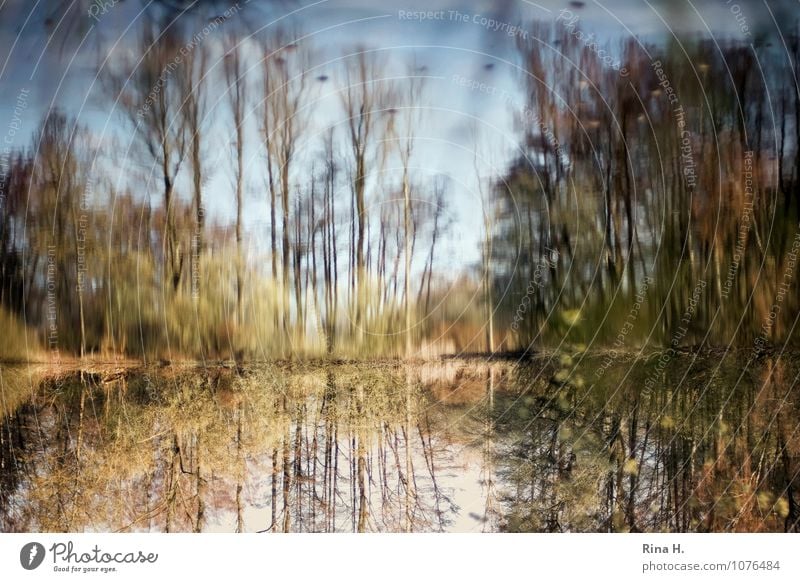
[0,0,792,274]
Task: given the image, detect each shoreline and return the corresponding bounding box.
[0,344,787,374]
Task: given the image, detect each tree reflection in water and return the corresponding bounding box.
[0,355,798,532]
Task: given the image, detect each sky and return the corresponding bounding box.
[1,0,795,273]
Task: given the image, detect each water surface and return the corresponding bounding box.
[1,353,798,532]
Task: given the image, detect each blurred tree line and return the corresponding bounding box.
[490,23,800,351]
[2,12,800,360]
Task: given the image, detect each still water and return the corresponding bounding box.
[1,353,798,532]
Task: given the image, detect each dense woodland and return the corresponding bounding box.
[2,8,800,360]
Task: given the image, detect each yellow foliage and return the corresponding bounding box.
[554,369,570,383]
[623,458,639,476]
[660,415,675,429]
[774,497,790,518]
[0,308,41,361]
[757,491,775,512]
[561,309,581,326]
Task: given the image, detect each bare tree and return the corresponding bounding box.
[34,111,91,356]
[181,42,209,302]
[321,129,339,353]
[340,49,392,336]
[261,31,309,342]
[418,176,449,315]
[472,129,495,353]
[224,36,248,327]
[105,19,189,291]
[396,62,425,356]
